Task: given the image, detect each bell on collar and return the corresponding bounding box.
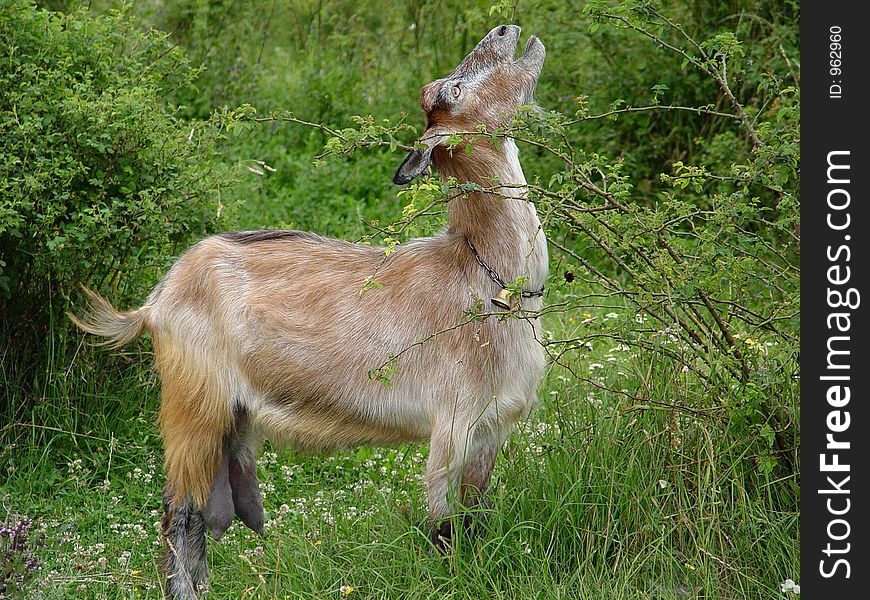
[491,288,513,310]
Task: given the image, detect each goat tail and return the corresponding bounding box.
[68,286,149,349]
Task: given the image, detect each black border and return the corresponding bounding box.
[801,3,869,595]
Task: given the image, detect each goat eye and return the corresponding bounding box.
[452,84,462,99]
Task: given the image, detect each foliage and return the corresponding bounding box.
[0,0,238,386]
[1,352,799,598]
[538,0,800,479]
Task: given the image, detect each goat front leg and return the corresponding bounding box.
[426,422,500,549]
[458,426,499,530]
[426,426,464,550]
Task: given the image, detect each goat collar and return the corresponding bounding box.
[465,237,545,302]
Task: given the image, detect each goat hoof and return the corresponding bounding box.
[463,498,492,540]
[428,521,454,554]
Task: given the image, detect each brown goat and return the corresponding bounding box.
[72,24,548,598]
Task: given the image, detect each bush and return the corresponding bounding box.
[0,1,236,389]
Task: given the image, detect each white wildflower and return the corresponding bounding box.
[781,579,800,594]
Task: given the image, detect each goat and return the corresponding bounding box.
[71,24,548,598]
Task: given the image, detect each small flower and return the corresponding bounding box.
[781,579,800,594]
[340,584,355,595]
[658,479,668,489]
[118,550,131,567]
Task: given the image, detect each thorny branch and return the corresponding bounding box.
[251,112,415,153]
[598,10,763,148]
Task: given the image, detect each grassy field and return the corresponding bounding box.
[1,1,799,598]
[2,301,799,599]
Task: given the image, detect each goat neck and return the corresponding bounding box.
[437,138,547,292]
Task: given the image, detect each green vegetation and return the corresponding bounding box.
[0,0,238,394]
[2,0,799,598]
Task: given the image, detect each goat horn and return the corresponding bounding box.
[516,35,546,76]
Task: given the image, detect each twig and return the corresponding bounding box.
[251,113,414,152]
[564,104,741,126]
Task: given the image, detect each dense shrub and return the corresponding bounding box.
[0,1,236,387]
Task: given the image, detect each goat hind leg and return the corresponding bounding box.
[156,339,234,596]
[162,486,209,599]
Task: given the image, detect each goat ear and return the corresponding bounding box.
[393,145,434,185]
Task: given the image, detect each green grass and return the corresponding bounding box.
[1,302,799,599]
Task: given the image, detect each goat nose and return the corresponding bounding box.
[498,25,507,36]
